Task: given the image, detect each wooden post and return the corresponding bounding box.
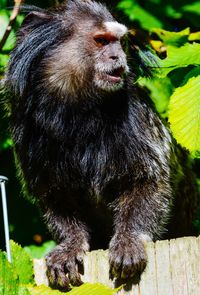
[33,236,200,294]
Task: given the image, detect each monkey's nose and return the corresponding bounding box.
[109,56,119,60]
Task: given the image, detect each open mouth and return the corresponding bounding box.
[105,67,125,83]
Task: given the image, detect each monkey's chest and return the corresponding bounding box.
[66,132,161,197]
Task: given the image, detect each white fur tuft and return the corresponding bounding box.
[104,21,128,38]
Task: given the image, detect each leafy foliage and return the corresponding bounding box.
[67,283,119,295]
[28,283,119,295]
[117,0,200,30]
[118,0,163,30]
[168,76,200,153]
[152,31,200,153]
[0,241,119,294]
[24,240,56,259]
[118,0,200,154]
[28,285,63,294]
[0,249,19,294]
[10,240,34,284]
[0,241,32,294]
[160,43,200,76]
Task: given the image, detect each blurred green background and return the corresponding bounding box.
[0,0,200,251]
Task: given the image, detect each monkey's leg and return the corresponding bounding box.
[44,209,90,290]
[109,180,171,280]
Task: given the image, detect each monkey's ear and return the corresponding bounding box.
[17,10,52,42]
[22,11,52,27]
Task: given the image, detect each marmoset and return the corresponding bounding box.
[3,0,198,290]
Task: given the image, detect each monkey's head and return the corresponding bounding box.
[6,1,133,100]
[44,0,129,98]
[5,0,159,105]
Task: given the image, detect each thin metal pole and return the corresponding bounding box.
[0,176,11,263]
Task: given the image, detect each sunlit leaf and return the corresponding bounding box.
[19,286,31,295]
[189,31,200,41]
[139,76,173,116]
[152,28,190,46]
[169,75,200,152]
[0,250,19,294]
[159,43,200,76]
[28,283,119,295]
[68,283,119,295]
[150,40,165,54]
[0,53,9,70]
[28,285,63,294]
[11,240,34,285]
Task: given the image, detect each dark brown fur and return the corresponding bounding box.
[3,0,198,290]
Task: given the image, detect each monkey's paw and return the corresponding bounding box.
[109,233,147,280]
[46,243,86,291]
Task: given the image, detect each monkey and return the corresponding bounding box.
[2,0,198,291]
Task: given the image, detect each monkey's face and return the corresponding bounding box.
[44,20,129,98]
[91,21,129,92]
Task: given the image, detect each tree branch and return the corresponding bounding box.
[0,0,24,52]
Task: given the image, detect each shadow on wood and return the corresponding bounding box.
[34,236,200,294]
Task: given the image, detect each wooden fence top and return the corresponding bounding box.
[34,236,200,294]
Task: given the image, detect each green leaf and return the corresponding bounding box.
[2,138,13,149]
[189,31,200,41]
[0,53,9,70]
[68,283,118,295]
[19,286,31,295]
[182,2,200,15]
[159,43,200,76]
[182,66,200,86]
[24,241,56,259]
[152,28,190,47]
[0,250,19,294]
[28,282,119,294]
[169,75,200,153]
[138,76,173,116]
[10,240,34,285]
[28,285,63,294]
[165,5,182,19]
[0,0,7,9]
[117,0,137,10]
[191,151,200,159]
[0,10,16,51]
[16,14,25,27]
[117,0,162,29]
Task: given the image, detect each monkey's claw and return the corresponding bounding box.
[46,244,85,290]
[109,234,147,280]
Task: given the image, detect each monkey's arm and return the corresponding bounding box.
[44,207,90,290]
[109,179,171,279]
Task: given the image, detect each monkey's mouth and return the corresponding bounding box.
[94,66,126,90]
[105,67,125,83]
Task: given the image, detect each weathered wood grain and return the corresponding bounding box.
[33,236,200,294]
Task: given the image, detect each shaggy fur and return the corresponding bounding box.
[3,0,198,290]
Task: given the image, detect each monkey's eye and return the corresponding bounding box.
[94,37,110,46]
